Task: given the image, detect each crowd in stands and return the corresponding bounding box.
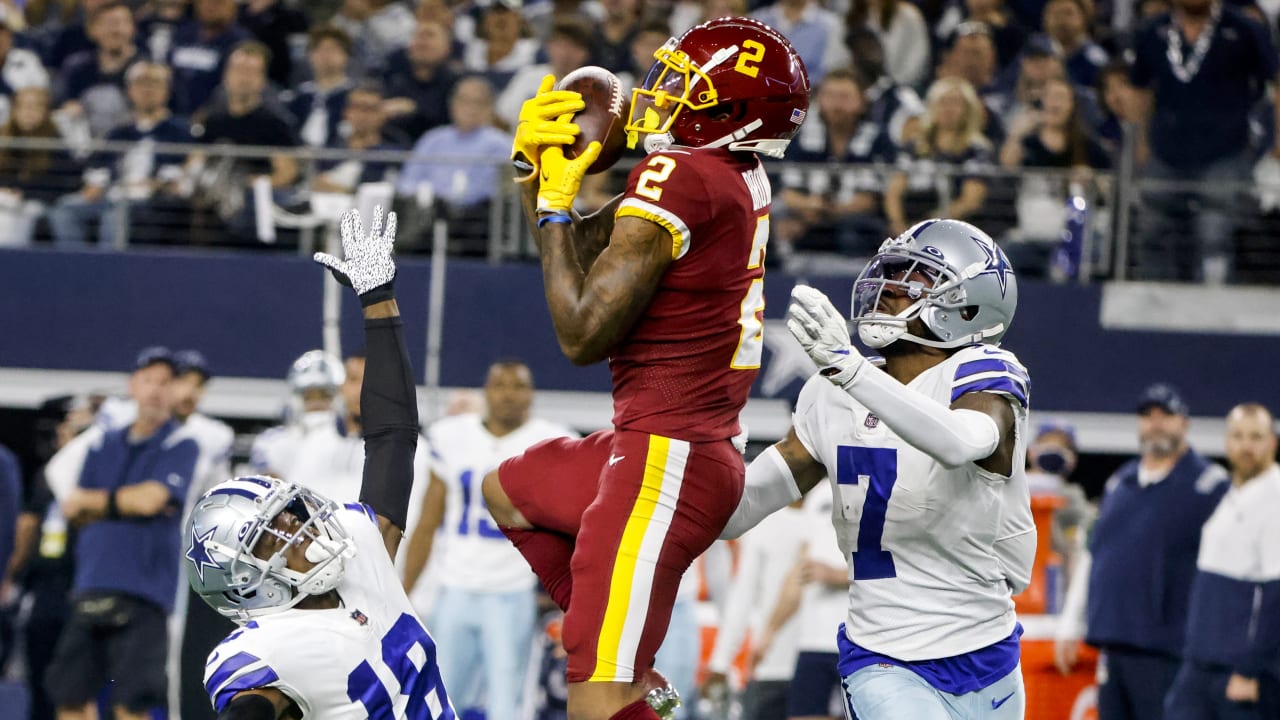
[0,0,1274,279]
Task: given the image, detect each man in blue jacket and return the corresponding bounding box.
[1057,384,1229,720]
[45,347,200,720]
[1166,403,1280,720]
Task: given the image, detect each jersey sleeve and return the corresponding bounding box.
[950,347,1030,409]
[791,375,830,463]
[203,625,300,713]
[616,150,709,261]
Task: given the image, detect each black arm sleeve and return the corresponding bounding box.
[217,694,278,720]
[358,315,420,531]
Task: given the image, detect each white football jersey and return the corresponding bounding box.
[203,506,455,720]
[792,345,1035,661]
[428,414,576,593]
[249,411,340,478]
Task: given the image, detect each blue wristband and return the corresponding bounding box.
[537,213,572,228]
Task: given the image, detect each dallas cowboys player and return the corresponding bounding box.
[184,207,455,720]
[722,219,1035,719]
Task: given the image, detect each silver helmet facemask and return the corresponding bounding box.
[851,219,1017,349]
[185,476,355,623]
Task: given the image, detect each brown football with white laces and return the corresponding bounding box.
[556,66,629,174]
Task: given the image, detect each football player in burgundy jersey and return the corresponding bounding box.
[479,17,810,720]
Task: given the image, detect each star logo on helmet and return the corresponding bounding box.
[186,525,222,584]
[972,235,1012,298]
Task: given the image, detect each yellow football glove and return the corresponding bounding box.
[536,142,601,214]
[512,74,584,182]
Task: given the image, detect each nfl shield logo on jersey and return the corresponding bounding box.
[865,414,880,429]
[350,609,369,626]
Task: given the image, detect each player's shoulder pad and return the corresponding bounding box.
[204,622,284,713]
[341,502,379,526]
[949,345,1030,409]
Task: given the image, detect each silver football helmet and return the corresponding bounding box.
[184,475,355,622]
[287,350,345,395]
[852,219,1017,349]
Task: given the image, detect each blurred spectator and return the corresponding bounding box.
[1023,421,1092,588]
[191,40,298,243]
[702,498,808,720]
[0,86,81,246]
[776,66,897,259]
[496,17,592,130]
[753,0,849,83]
[884,76,994,236]
[462,0,539,89]
[525,0,605,41]
[615,19,672,90]
[1034,0,1109,88]
[49,61,192,247]
[593,0,640,74]
[1056,384,1230,720]
[989,38,1106,140]
[1094,58,1134,155]
[403,360,575,720]
[1129,0,1279,283]
[669,0,747,36]
[45,347,199,720]
[935,0,1028,70]
[282,353,367,499]
[0,441,18,610]
[331,0,415,72]
[167,0,253,119]
[281,24,353,148]
[935,21,1006,143]
[167,349,233,499]
[0,5,53,126]
[238,0,309,88]
[396,75,511,255]
[312,81,406,193]
[248,349,344,478]
[45,0,106,72]
[847,0,931,88]
[135,0,190,66]
[56,1,142,139]
[848,28,925,146]
[1165,403,1280,720]
[5,394,98,720]
[383,19,460,141]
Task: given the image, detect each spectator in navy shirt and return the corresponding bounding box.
[136,0,190,66]
[49,61,193,247]
[1056,383,1230,720]
[313,81,406,194]
[1166,403,1280,720]
[43,347,199,720]
[282,25,354,149]
[238,0,309,89]
[1130,0,1280,283]
[167,0,252,119]
[57,2,144,139]
[1036,0,1109,88]
[45,0,106,72]
[383,19,460,142]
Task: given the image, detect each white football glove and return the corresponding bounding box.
[314,206,398,306]
[786,285,868,389]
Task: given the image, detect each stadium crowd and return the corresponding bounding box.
[0,0,1271,279]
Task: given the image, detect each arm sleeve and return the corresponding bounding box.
[358,315,420,531]
[719,446,800,540]
[1056,550,1092,642]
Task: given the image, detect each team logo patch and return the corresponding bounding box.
[789,108,807,125]
[350,610,369,626]
[864,414,880,429]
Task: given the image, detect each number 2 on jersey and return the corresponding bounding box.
[636,156,677,201]
[836,446,898,580]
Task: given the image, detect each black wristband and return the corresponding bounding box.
[105,488,120,519]
[358,281,396,308]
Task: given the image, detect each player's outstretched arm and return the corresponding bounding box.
[720,428,826,539]
[787,286,1013,472]
[314,207,419,557]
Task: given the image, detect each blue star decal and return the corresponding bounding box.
[972,235,1012,297]
[186,525,222,584]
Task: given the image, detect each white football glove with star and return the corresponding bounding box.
[314,206,398,307]
[787,285,869,389]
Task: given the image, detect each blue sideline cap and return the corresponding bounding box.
[1137,383,1189,416]
[135,346,176,373]
[174,349,212,380]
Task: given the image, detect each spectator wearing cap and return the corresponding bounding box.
[752,0,850,83]
[383,19,460,142]
[167,0,253,119]
[56,1,144,140]
[281,25,354,149]
[0,4,52,127]
[49,60,193,248]
[1164,403,1280,720]
[461,0,539,92]
[44,347,200,720]
[495,17,592,131]
[1129,0,1280,283]
[1055,384,1230,720]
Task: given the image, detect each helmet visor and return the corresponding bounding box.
[852,251,951,322]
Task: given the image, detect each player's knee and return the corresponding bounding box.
[482,469,530,529]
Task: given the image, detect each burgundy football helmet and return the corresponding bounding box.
[624,16,811,158]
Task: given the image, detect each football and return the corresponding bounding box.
[556,66,629,175]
